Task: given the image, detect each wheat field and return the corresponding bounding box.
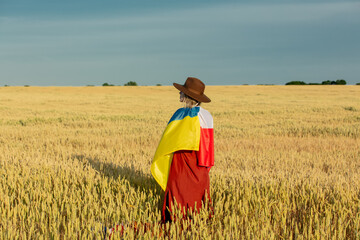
[0,85,359,239]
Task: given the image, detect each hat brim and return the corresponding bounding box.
[173,83,211,103]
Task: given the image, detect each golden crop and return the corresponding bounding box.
[0,86,359,239]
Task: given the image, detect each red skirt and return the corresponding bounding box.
[162,150,211,223]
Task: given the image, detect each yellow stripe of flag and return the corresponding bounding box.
[151,115,200,190]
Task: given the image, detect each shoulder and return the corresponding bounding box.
[199,107,212,119]
[168,107,200,123]
[198,107,213,127]
[199,107,212,117]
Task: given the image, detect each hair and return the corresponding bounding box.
[183,94,201,108]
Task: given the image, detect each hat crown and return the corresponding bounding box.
[183,77,205,95]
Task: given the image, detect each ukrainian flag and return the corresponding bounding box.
[151,107,201,190]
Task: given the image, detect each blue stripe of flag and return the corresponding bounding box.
[168,107,200,124]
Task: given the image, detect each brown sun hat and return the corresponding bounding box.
[173,77,211,103]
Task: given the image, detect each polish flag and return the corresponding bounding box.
[197,107,214,168]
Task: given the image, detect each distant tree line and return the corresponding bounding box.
[286,79,347,85]
[100,81,162,86]
[102,82,114,86]
[102,81,138,86]
[124,81,138,86]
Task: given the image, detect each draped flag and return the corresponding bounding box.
[151,107,214,190]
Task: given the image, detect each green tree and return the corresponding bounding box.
[124,81,138,86]
[285,81,306,85]
[102,83,114,86]
[335,79,346,85]
[322,79,346,85]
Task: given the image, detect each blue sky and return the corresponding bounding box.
[0,0,359,86]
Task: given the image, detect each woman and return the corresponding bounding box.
[151,77,214,223]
